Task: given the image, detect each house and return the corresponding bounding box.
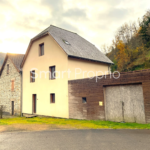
[21,25,113,118]
[0,53,24,116]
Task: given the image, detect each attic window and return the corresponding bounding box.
[63,39,70,45]
[39,43,44,56]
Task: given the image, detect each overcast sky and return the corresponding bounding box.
[0,0,149,54]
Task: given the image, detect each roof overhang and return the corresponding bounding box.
[68,55,114,65]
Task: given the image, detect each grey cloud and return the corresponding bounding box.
[91,0,124,6]
[41,0,64,16]
[63,8,87,19]
[99,8,130,22]
[57,21,79,33]
[40,0,87,33]
[104,0,123,5]
[42,0,87,20]
[108,8,130,20]
[0,0,7,4]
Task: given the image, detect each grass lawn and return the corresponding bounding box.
[0,117,150,132]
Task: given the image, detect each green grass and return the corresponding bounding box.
[0,117,150,129]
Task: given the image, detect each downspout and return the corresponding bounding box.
[21,70,23,117]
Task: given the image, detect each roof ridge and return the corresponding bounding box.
[50,25,77,34]
[33,26,50,39]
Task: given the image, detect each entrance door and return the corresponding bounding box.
[12,101,14,115]
[104,84,145,124]
[33,94,36,114]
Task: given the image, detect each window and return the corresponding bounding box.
[39,43,44,56]
[11,80,14,91]
[30,70,35,82]
[49,66,55,79]
[82,97,87,103]
[62,39,70,45]
[50,94,55,103]
[7,64,9,74]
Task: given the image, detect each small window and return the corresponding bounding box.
[49,66,55,80]
[30,70,35,82]
[7,64,9,74]
[11,80,14,91]
[62,39,70,45]
[50,94,55,103]
[82,97,87,103]
[39,43,44,56]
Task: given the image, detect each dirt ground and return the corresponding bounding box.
[0,124,77,132]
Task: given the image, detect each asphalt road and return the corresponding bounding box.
[0,129,150,150]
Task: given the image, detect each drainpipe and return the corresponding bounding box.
[21,70,23,117]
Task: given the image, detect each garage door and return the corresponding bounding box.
[104,84,145,124]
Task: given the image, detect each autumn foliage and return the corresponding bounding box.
[103,10,150,72]
[115,41,129,71]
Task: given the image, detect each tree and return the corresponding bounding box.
[139,10,150,47]
[102,10,150,72]
[115,40,129,71]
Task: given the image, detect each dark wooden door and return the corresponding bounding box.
[12,101,14,115]
[33,94,36,114]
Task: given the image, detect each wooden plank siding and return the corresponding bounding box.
[68,69,150,123]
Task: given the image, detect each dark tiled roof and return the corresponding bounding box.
[0,53,25,75]
[8,53,25,71]
[33,25,113,64]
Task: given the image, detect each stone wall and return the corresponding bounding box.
[0,58,21,116]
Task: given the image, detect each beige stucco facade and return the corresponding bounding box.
[22,34,110,118]
[68,58,110,80]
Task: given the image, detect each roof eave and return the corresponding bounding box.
[31,32,49,41]
[68,55,114,65]
[0,54,8,76]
